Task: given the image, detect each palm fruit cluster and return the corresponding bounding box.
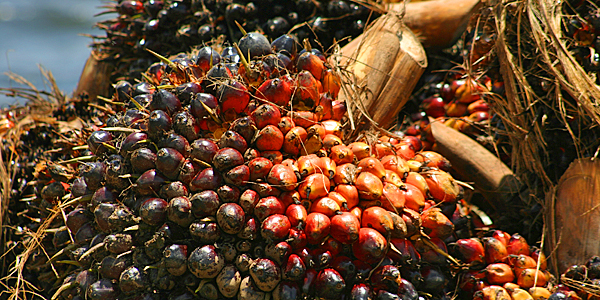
[564,0,600,84]
[28,29,487,300]
[93,0,379,82]
[549,256,600,300]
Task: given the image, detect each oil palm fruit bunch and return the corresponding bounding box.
[93,0,380,83]
[564,0,600,84]
[38,30,483,300]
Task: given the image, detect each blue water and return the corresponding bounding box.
[0,0,109,107]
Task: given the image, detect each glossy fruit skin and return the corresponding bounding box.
[254,196,285,221]
[188,245,225,279]
[452,238,485,265]
[286,204,308,227]
[305,212,331,245]
[250,258,281,292]
[483,237,509,264]
[330,212,361,244]
[486,263,515,285]
[352,228,388,264]
[355,172,383,200]
[256,125,285,151]
[217,203,246,234]
[261,214,291,241]
[267,164,298,191]
[139,198,168,225]
[361,207,394,236]
[315,268,346,300]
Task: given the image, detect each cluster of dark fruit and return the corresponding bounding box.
[93,0,379,82]
[28,30,493,300]
[551,257,600,300]
[564,0,600,84]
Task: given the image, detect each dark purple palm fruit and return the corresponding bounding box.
[135,169,165,196]
[224,164,251,186]
[202,64,233,95]
[130,147,157,174]
[120,132,149,158]
[122,109,146,129]
[196,46,222,72]
[105,154,130,190]
[371,265,402,293]
[87,130,114,156]
[265,241,292,265]
[189,218,220,244]
[41,181,66,204]
[272,281,301,300]
[53,227,70,248]
[104,233,133,254]
[87,279,118,300]
[163,244,188,276]
[107,205,135,232]
[91,186,117,209]
[175,82,202,106]
[219,130,248,153]
[119,266,146,295]
[239,276,266,300]
[250,258,281,292]
[75,270,97,296]
[282,254,305,282]
[132,82,153,96]
[420,266,448,296]
[159,132,191,157]
[315,268,346,300]
[71,177,92,198]
[189,168,223,192]
[179,158,198,186]
[331,256,357,285]
[216,264,242,298]
[80,161,106,191]
[190,93,219,119]
[190,190,220,218]
[216,203,246,234]
[147,110,172,140]
[188,245,225,278]
[160,181,189,200]
[114,80,133,102]
[264,17,291,38]
[74,222,97,244]
[217,185,240,203]
[156,147,185,180]
[172,110,199,141]
[212,147,244,171]
[99,255,131,279]
[229,116,258,144]
[94,202,117,233]
[239,32,272,60]
[150,89,181,115]
[221,46,240,63]
[190,138,219,164]
[397,278,419,300]
[139,197,168,226]
[271,34,298,59]
[167,196,193,227]
[66,206,92,234]
[131,93,153,109]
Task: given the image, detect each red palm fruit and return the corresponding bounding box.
[323,238,343,257]
[288,228,307,249]
[256,77,293,106]
[301,134,323,155]
[219,130,248,154]
[380,155,410,178]
[311,248,333,269]
[402,208,422,237]
[421,208,454,240]
[254,196,285,221]
[384,170,405,188]
[307,124,326,139]
[452,238,485,265]
[305,212,331,245]
[507,233,530,255]
[330,212,360,244]
[321,120,343,138]
[402,183,426,212]
[355,172,383,200]
[224,164,251,186]
[328,192,348,211]
[286,204,308,227]
[389,238,421,265]
[297,52,325,80]
[262,150,284,165]
[322,69,341,99]
[330,145,354,165]
[310,197,341,217]
[248,157,274,182]
[335,184,359,209]
[282,126,308,156]
[506,255,537,275]
[361,207,394,236]
[473,285,511,300]
[321,135,342,152]
[353,228,388,264]
[468,111,490,122]
[516,269,547,288]
[297,154,321,178]
[381,183,406,213]
[294,71,320,105]
[251,103,282,129]
[280,190,301,207]
[290,111,318,128]
[298,173,330,200]
[459,269,487,292]
[315,93,333,121]
[415,151,452,172]
[468,99,490,114]
[239,189,260,214]
[403,136,423,152]
[423,170,461,203]
[394,142,416,161]
[283,254,307,281]
[422,95,446,118]
[371,265,403,293]
[333,163,358,185]
[251,181,281,199]
[190,168,222,192]
[278,116,295,135]
[267,164,298,191]
[530,248,547,270]
[486,263,515,285]
[446,101,469,117]
[492,230,511,246]
[357,157,387,180]
[261,214,292,241]
[373,143,396,159]
[218,79,250,114]
[213,148,244,172]
[331,100,346,121]
[256,125,284,151]
[483,237,509,264]
[315,268,346,299]
[405,172,429,197]
[318,157,336,179]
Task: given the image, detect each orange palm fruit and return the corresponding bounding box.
[355,172,384,200]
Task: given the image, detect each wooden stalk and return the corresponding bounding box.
[73,50,113,101]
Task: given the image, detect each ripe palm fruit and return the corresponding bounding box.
[422,170,461,203]
[315,269,346,299]
[299,173,330,200]
[330,212,360,244]
[486,263,515,285]
[483,237,509,264]
[355,172,383,200]
[361,207,394,236]
[250,258,281,292]
[255,125,284,151]
[451,238,485,266]
[305,212,331,245]
[420,207,454,240]
[267,164,298,191]
[353,228,388,264]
